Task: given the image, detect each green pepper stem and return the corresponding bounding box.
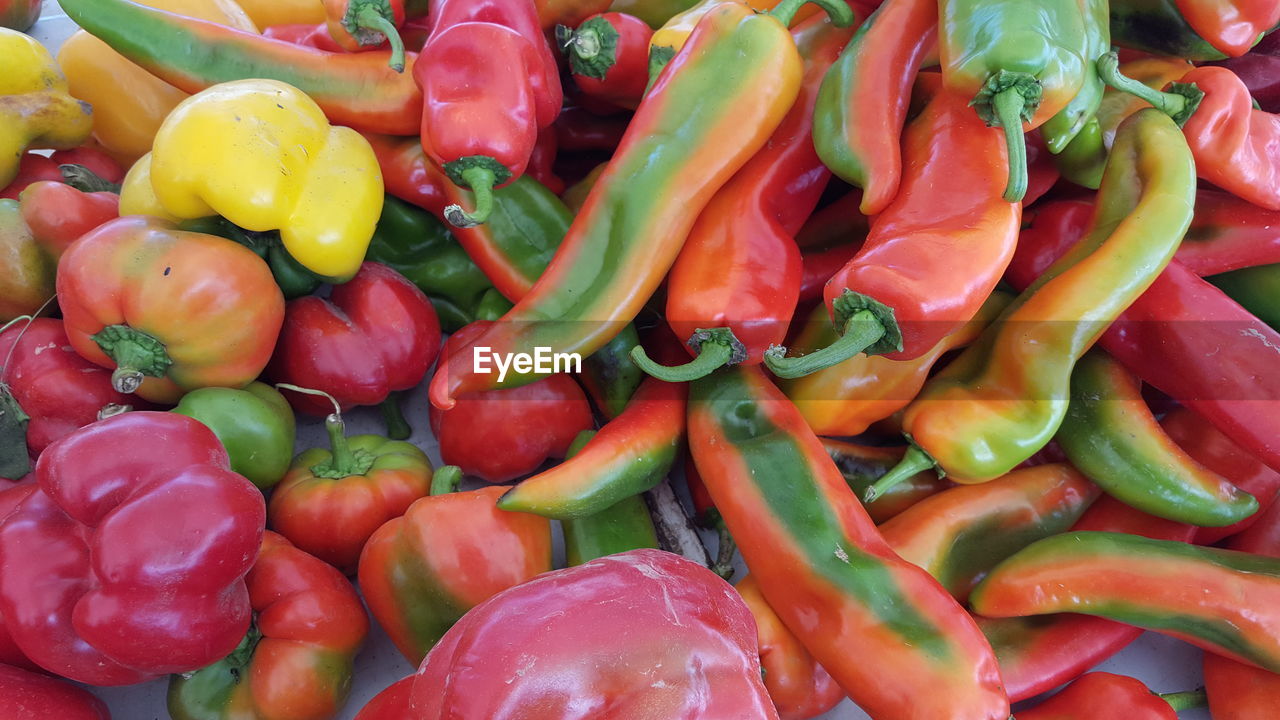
[378,391,411,440]
[769,0,855,27]
[1160,690,1207,711]
[58,164,121,193]
[1096,52,1204,127]
[762,310,886,379]
[863,446,937,503]
[354,5,405,72]
[430,465,463,496]
[444,167,497,228]
[272,383,357,475]
[630,342,733,382]
[0,316,32,337]
[91,324,173,394]
[992,88,1029,202]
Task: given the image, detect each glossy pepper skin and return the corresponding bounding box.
[554,429,660,566]
[175,216,327,301]
[429,0,850,407]
[18,180,120,260]
[0,199,53,322]
[411,549,780,719]
[352,677,413,720]
[1210,264,1280,330]
[1210,30,1280,112]
[1057,351,1258,526]
[881,464,1099,601]
[122,79,384,279]
[173,383,296,491]
[689,366,1009,720]
[323,0,411,72]
[972,531,1280,673]
[813,0,936,215]
[0,663,110,720]
[1019,672,1197,720]
[1111,0,1231,60]
[357,468,553,665]
[498,376,686,518]
[1038,0,1110,158]
[1173,0,1280,57]
[57,216,284,404]
[0,412,265,686]
[537,0,612,28]
[0,29,93,189]
[560,12,653,110]
[1177,66,1280,211]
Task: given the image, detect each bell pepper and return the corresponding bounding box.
[352,677,414,720]
[266,392,431,574]
[121,79,384,279]
[972,531,1280,673]
[554,430,660,566]
[175,216,328,300]
[0,481,36,670]
[357,465,553,664]
[820,439,950,524]
[0,663,110,720]
[167,531,368,720]
[868,109,1196,494]
[499,375,685,518]
[736,574,844,720]
[415,0,563,227]
[1018,672,1203,720]
[881,464,1099,601]
[267,262,440,438]
[559,12,653,110]
[410,548,779,718]
[1209,263,1280,330]
[689,365,1009,719]
[60,0,421,136]
[765,87,1020,377]
[19,182,119,261]
[634,15,850,381]
[813,0,936,215]
[0,412,264,685]
[0,29,93,190]
[0,199,53,323]
[56,216,284,404]
[172,383,295,491]
[429,0,854,408]
[322,0,412,72]
[782,291,1008,437]
[428,322,593,483]
[0,0,39,31]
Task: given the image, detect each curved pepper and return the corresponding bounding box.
[0,663,110,720]
[881,464,1099,601]
[820,439,950,524]
[323,0,410,71]
[0,199,53,323]
[19,179,119,260]
[56,216,284,404]
[813,0,936,215]
[357,466,553,664]
[765,87,1019,376]
[173,383,296,491]
[0,29,93,189]
[499,376,685,518]
[1209,264,1280,330]
[429,0,850,407]
[870,109,1195,492]
[1110,0,1230,60]
[1174,0,1280,57]
[560,12,653,110]
[167,531,368,720]
[1209,29,1280,112]
[1038,0,1110,157]
[1020,672,1202,720]
[689,366,1009,719]
[555,430,660,566]
[972,531,1280,673]
[59,0,421,135]
[0,412,264,685]
[411,549,779,719]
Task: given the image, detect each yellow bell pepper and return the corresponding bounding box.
[1,29,94,187]
[234,0,325,29]
[57,0,257,166]
[119,154,180,222]
[122,79,383,279]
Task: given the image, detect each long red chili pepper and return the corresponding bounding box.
[1018,672,1204,719]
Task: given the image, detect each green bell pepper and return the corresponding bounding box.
[172,382,296,490]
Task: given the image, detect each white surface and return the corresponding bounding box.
[31,3,1211,717]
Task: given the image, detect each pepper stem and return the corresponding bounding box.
[1160,690,1207,711]
[558,17,620,80]
[630,343,733,382]
[863,446,937,503]
[430,465,463,496]
[762,310,886,379]
[769,0,855,27]
[59,164,120,193]
[274,383,360,478]
[443,166,497,228]
[353,5,405,72]
[1096,52,1204,127]
[91,324,173,394]
[992,88,1029,202]
[379,391,411,440]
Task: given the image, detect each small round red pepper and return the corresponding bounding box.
[559,12,652,110]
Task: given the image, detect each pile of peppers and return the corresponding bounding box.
[4,0,1280,717]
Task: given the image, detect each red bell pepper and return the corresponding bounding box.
[0,482,36,671]
[268,262,440,439]
[559,12,653,110]
[358,466,553,664]
[1018,672,1203,720]
[353,676,414,720]
[428,322,593,483]
[0,412,264,686]
[411,549,780,718]
[18,181,119,260]
[0,663,110,720]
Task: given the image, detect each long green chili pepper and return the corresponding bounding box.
[558,431,660,565]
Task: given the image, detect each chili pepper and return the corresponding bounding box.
[1210,29,1280,112]
[322,0,409,72]
[649,0,797,61]
[167,531,368,720]
[1204,652,1280,720]
[689,366,1009,719]
[172,382,296,491]
[1,29,93,189]
[430,0,853,408]
[578,322,645,418]
[411,549,779,718]
[59,0,421,136]
[0,664,110,720]
[262,22,347,51]
[353,677,414,720]
[1173,0,1280,58]
[19,180,119,260]
[0,199,53,324]
[813,0,935,215]
[1018,672,1204,720]
[56,216,284,404]
[0,412,264,686]
[868,109,1195,494]
[736,574,844,720]
[175,216,328,300]
[1023,130,1062,205]
[560,12,653,110]
[556,430,661,566]
[764,88,1020,377]
[1110,0,1229,60]
[1037,0,1110,159]
[820,439,950,524]
[1058,351,1259,526]
[358,465,553,664]
[634,15,849,382]
[237,0,325,28]
[554,105,630,151]
[0,0,40,31]
[782,291,1008,437]
[881,464,1099,601]
[1208,264,1280,330]
[499,376,685,518]
[428,322,594,483]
